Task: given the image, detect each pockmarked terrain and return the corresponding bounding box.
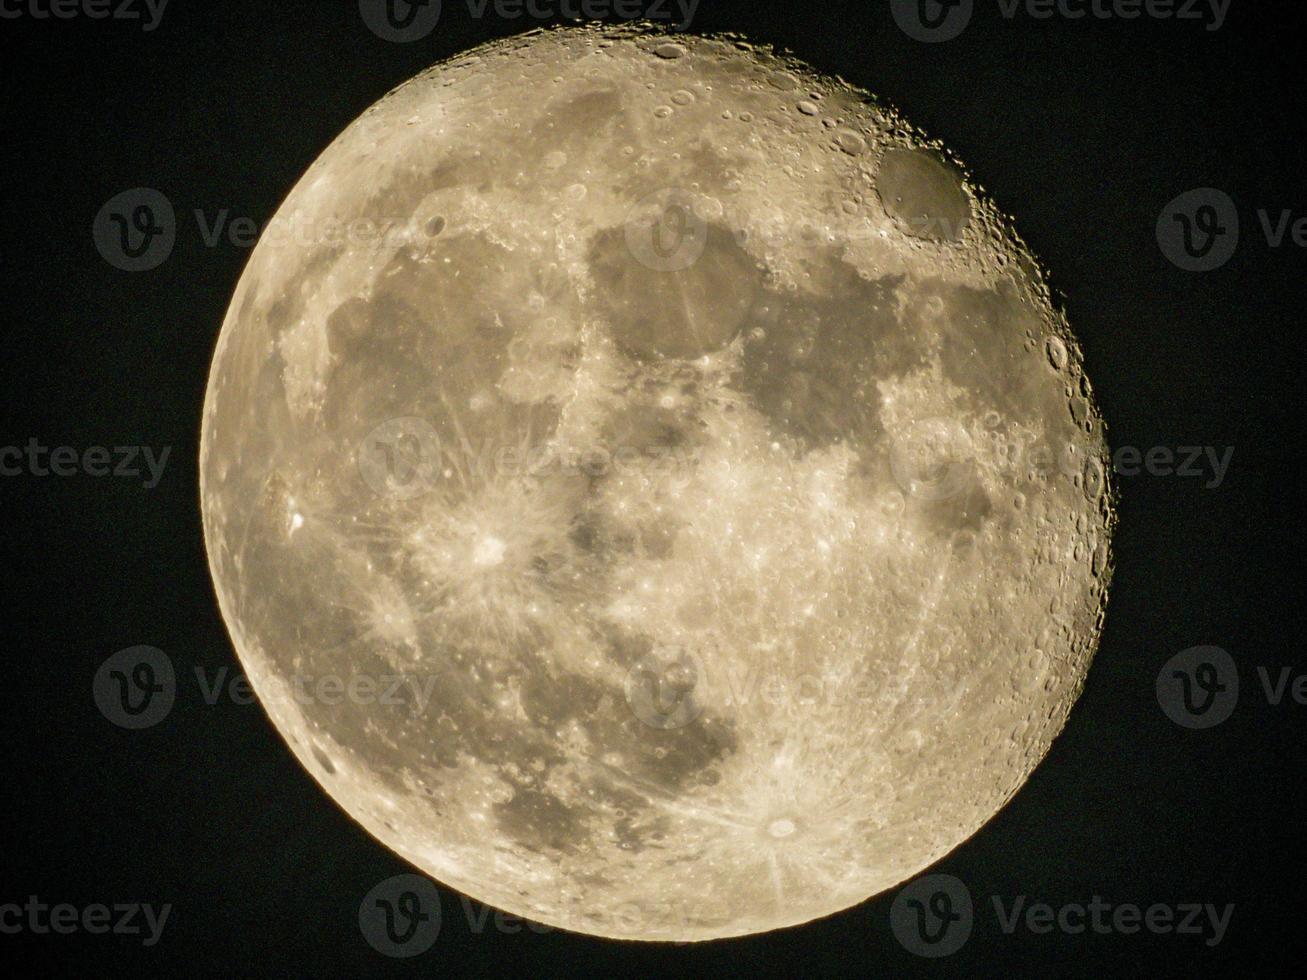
[201,25,1114,941]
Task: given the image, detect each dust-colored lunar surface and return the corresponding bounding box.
[200,25,1114,940]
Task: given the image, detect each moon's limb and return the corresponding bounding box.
[200,25,1114,941]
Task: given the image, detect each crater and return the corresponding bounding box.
[877,147,971,242]
[767,818,797,838]
[312,745,337,775]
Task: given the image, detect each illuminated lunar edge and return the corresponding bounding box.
[200,25,1115,941]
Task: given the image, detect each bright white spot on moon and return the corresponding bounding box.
[768,818,797,839]
[472,535,507,568]
[200,25,1115,942]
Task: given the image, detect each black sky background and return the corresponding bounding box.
[1,0,1303,975]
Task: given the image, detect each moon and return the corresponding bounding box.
[200,25,1114,941]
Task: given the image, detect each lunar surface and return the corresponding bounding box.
[200,25,1114,941]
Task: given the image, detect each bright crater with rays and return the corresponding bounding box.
[200,25,1114,941]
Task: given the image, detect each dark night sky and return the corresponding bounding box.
[1,0,1303,975]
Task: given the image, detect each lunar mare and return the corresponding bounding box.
[200,25,1114,941]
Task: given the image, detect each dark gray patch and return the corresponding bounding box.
[589,221,764,361]
[878,147,971,242]
[312,745,337,774]
[738,259,921,450]
[493,788,589,856]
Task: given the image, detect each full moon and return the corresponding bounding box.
[201,25,1114,941]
